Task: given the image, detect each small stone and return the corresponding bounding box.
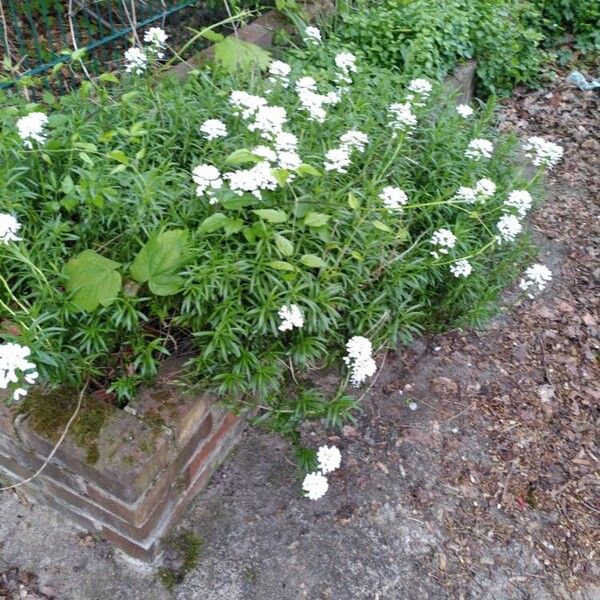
[432,376,459,395]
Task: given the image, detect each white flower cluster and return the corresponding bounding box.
[450,258,472,278]
[229,91,268,120]
[124,47,148,74]
[388,102,417,135]
[303,26,322,45]
[324,148,351,173]
[379,186,408,211]
[465,138,494,160]
[16,112,48,148]
[296,77,340,123]
[143,26,168,59]
[519,263,552,297]
[343,336,377,387]
[268,60,292,88]
[340,130,369,154]
[278,304,304,332]
[456,104,474,118]
[200,119,227,141]
[0,342,38,402]
[496,214,522,243]
[0,213,22,244]
[124,28,168,74]
[407,78,432,106]
[302,444,342,500]
[192,164,223,204]
[248,105,287,140]
[504,189,533,217]
[523,136,563,170]
[335,52,357,85]
[430,228,457,258]
[225,161,278,199]
[453,178,496,203]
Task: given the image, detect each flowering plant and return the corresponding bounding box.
[0,34,558,431]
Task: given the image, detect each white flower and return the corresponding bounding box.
[453,186,477,203]
[465,138,494,160]
[496,214,522,243]
[504,189,533,217]
[317,445,341,474]
[519,263,552,296]
[252,145,278,163]
[0,214,22,244]
[268,60,292,87]
[143,27,168,58]
[302,471,329,500]
[456,104,474,118]
[225,161,278,199]
[200,119,227,141]
[343,336,377,387]
[278,304,304,332]
[192,164,223,204]
[304,26,322,44]
[277,150,302,171]
[388,102,417,134]
[335,52,357,84]
[0,342,37,401]
[324,147,351,173]
[229,91,267,120]
[407,78,432,97]
[124,47,148,74]
[450,259,472,278]
[275,132,298,152]
[16,112,48,148]
[379,186,408,211]
[430,228,457,256]
[248,105,287,140]
[295,76,318,93]
[523,136,563,169]
[474,178,496,199]
[340,130,369,154]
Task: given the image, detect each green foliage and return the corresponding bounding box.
[531,0,600,52]
[331,0,546,96]
[213,37,272,74]
[157,531,204,591]
[0,45,544,433]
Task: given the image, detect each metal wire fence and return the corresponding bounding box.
[0,1,214,92]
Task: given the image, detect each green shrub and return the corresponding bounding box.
[0,43,550,430]
[331,0,546,96]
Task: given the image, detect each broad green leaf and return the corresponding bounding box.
[108,149,129,165]
[348,193,361,209]
[253,209,288,224]
[198,212,229,233]
[274,234,294,256]
[267,260,295,271]
[224,218,244,235]
[296,164,321,177]
[148,273,185,296]
[272,168,290,186]
[201,30,225,43]
[225,148,262,165]
[304,212,330,227]
[64,250,121,312]
[213,37,271,74]
[130,230,188,297]
[373,220,392,232]
[300,254,326,268]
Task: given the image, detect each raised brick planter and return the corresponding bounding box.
[0,359,244,561]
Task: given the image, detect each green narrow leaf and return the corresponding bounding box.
[64,250,122,312]
[108,149,129,165]
[373,220,392,232]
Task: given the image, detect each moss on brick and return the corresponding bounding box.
[20,386,110,465]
